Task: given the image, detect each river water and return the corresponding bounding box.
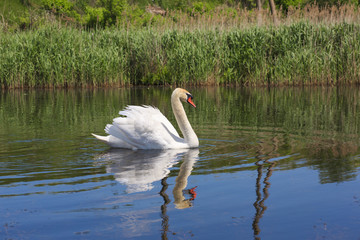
[1,87,360,239]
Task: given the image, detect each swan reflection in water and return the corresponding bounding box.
[172,149,199,209]
[95,148,199,208]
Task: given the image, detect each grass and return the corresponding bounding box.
[1,4,360,88]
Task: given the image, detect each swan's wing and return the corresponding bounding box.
[103,105,186,149]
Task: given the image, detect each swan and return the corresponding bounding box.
[92,88,199,150]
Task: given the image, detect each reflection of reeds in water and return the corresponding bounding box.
[2,87,360,185]
[252,137,279,239]
[160,177,170,240]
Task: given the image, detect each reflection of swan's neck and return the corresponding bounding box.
[173,161,191,209]
[171,92,198,148]
[173,149,199,209]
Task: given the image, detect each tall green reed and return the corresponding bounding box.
[1,21,360,88]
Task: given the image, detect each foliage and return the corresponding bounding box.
[2,0,360,30]
[82,0,128,27]
[275,0,358,12]
[98,0,127,25]
[190,2,215,14]
[1,1,360,87]
[1,22,360,88]
[275,0,304,11]
[41,0,80,20]
[85,6,107,28]
[306,0,358,7]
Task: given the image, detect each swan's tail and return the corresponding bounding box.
[92,133,134,149]
[91,133,110,143]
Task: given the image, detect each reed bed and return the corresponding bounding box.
[1,5,360,88]
[121,3,360,31]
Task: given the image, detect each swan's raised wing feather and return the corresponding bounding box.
[103,105,186,149]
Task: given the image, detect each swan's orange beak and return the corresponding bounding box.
[187,97,196,108]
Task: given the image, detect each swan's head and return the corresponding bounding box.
[173,88,196,108]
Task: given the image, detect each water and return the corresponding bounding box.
[1,87,360,239]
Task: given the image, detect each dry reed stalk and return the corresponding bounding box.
[144,3,360,33]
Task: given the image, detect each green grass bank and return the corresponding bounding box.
[1,21,360,88]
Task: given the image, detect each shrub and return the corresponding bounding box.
[41,0,80,19]
[85,6,107,28]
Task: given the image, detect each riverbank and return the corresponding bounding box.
[1,21,360,88]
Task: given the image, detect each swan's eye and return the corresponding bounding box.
[186,93,193,100]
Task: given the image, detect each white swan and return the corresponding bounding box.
[92,88,199,150]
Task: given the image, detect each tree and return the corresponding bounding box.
[85,0,127,27]
[268,0,277,24]
[256,0,278,25]
[256,0,262,25]
[99,0,127,25]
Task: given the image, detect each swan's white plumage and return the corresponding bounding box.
[93,105,188,149]
[92,88,198,150]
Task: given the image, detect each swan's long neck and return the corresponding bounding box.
[171,92,199,148]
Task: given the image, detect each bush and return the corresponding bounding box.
[98,0,127,25]
[85,6,107,28]
[275,0,304,11]
[41,0,80,19]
